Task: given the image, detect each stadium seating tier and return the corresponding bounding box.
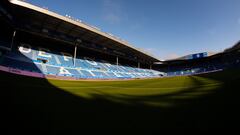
[0,44,162,79]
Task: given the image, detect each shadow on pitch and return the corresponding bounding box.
[1,50,240,134]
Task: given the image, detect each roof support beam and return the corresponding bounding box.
[73,44,77,67]
[40,15,48,30]
[66,25,76,35]
[116,56,119,65]
[54,20,63,31]
[10,30,16,52]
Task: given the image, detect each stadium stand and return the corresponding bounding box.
[0,43,163,79]
[0,0,166,80]
[156,45,240,77]
[0,0,239,80]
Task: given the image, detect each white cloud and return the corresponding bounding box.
[207,29,216,36]
[145,48,154,52]
[164,53,180,60]
[104,13,121,24]
[130,23,142,31]
[102,0,122,24]
[141,48,166,60]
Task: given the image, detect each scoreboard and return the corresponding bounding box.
[186,52,208,60]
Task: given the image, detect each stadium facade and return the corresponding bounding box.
[0,0,240,80]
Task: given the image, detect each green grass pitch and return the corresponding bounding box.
[1,69,240,133]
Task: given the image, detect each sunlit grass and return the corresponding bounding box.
[47,75,223,107]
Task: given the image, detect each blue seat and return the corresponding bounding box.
[0,45,164,79]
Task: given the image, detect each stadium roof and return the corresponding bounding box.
[5,0,160,64]
[224,40,240,53]
[158,42,240,64]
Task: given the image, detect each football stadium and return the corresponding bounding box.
[1,0,240,133]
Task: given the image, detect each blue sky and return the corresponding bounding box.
[27,0,240,60]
